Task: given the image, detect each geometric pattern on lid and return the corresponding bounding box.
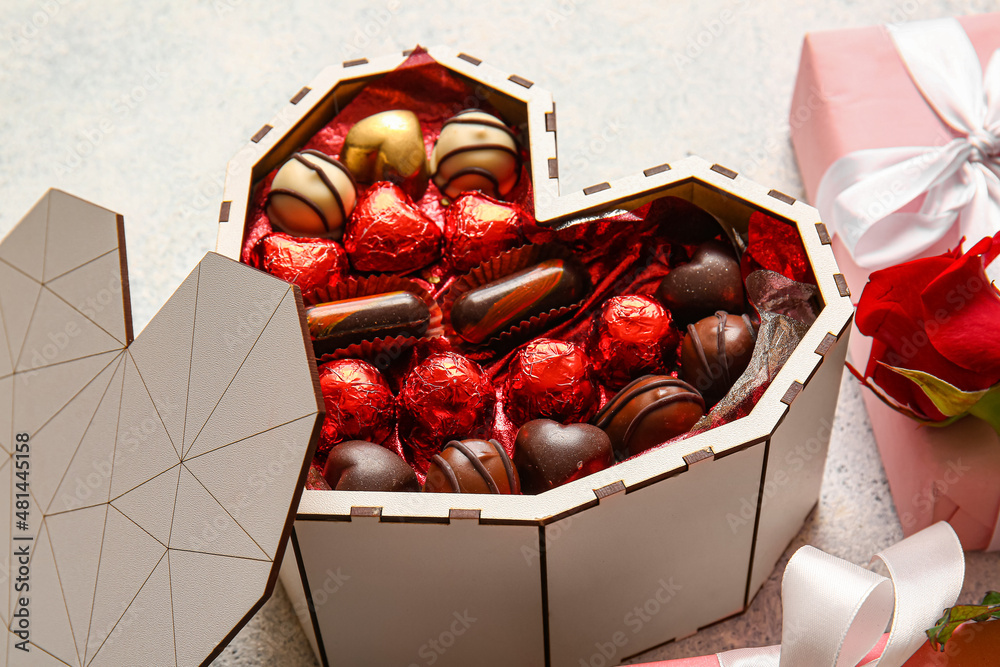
[0,190,322,666]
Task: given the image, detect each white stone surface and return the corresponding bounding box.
[1,1,997,665]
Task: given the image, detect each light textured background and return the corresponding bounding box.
[1,1,998,665]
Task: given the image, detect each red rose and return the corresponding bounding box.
[854,232,1000,422]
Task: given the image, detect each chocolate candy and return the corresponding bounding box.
[343,182,442,273]
[317,359,396,453]
[647,196,725,245]
[266,150,357,239]
[257,232,348,301]
[423,439,520,494]
[323,441,419,492]
[593,376,706,458]
[306,291,431,356]
[513,420,613,494]
[680,311,757,405]
[444,192,523,272]
[504,338,599,426]
[451,258,590,344]
[590,295,680,390]
[656,240,744,325]
[398,352,495,457]
[341,110,429,198]
[431,110,520,199]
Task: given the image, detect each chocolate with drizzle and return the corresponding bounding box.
[266,150,357,235]
[680,311,757,406]
[431,109,522,199]
[593,376,706,458]
[423,439,521,494]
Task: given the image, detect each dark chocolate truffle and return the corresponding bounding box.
[513,420,613,494]
[647,196,725,245]
[323,441,419,492]
[593,376,705,458]
[423,439,520,494]
[680,311,757,405]
[656,240,744,325]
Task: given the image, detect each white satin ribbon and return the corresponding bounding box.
[717,522,965,667]
[816,18,1000,269]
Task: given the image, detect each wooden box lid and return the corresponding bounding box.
[0,189,323,666]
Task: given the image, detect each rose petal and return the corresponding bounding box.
[857,253,992,393]
[922,232,1000,378]
[856,255,954,350]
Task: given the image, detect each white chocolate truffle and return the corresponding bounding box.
[430,110,520,200]
[266,150,357,239]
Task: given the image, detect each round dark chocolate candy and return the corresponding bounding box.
[656,240,744,325]
[323,441,419,492]
[680,311,757,406]
[647,196,725,245]
[513,420,613,495]
[451,258,590,344]
[593,376,706,458]
[423,439,520,494]
[306,291,431,356]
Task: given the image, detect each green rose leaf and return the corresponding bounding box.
[879,363,987,417]
[926,591,1000,651]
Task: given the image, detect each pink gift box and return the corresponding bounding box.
[633,636,889,666]
[789,14,1000,551]
[633,623,1000,665]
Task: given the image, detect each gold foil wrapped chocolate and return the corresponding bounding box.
[341,110,429,198]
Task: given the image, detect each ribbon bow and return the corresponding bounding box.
[816,18,1000,269]
[715,522,965,667]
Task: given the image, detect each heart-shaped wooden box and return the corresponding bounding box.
[216,47,854,667]
[0,191,323,666]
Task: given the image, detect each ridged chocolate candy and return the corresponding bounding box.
[656,240,744,325]
[514,420,613,494]
[451,258,590,344]
[306,291,430,356]
[431,109,520,199]
[680,311,757,406]
[323,441,419,492]
[266,150,357,239]
[423,439,520,494]
[593,376,705,458]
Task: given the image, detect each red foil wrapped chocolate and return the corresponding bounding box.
[256,232,348,300]
[343,181,442,273]
[504,338,599,426]
[741,211,816,285]
[317,359,396,454]
[590,295,680,390]
[398,352,495,457]
[444,192,523,272]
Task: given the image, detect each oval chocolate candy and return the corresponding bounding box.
[306,291,431,355]
[450,258,590,344]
